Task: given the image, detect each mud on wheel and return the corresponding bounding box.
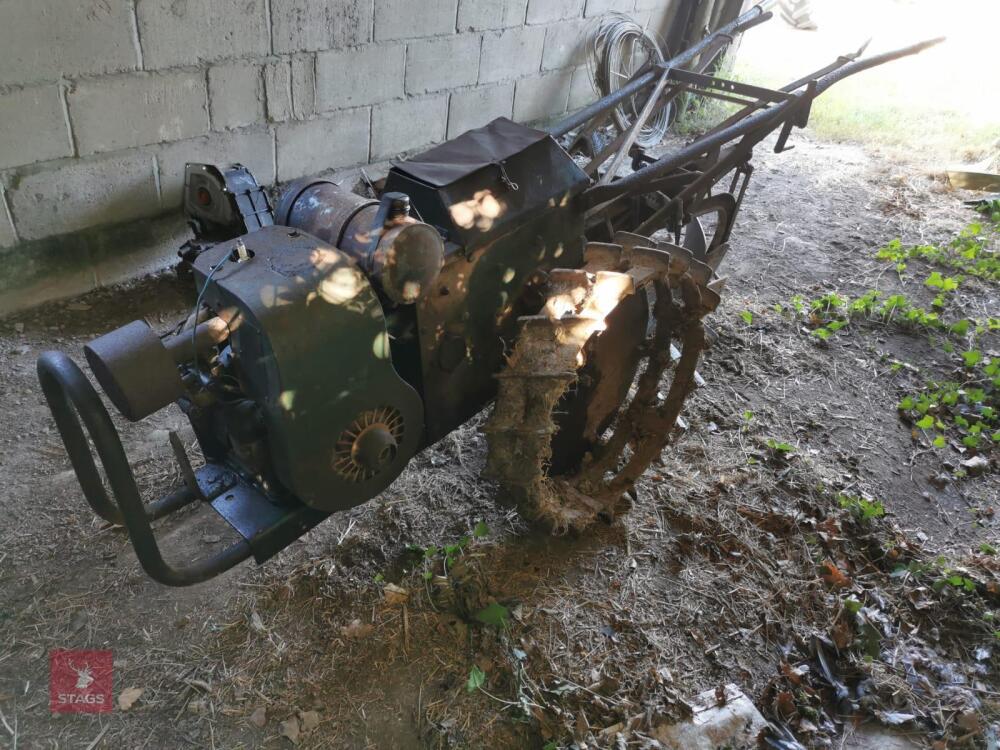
[484,232,725,534]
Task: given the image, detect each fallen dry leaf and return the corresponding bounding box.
[780,661,804,685]
[341,619,374,639]
[775,690,797,720]
[821,560,850,589]
[298,709,320,732]
[383,583,409,606]
[280,716,300,744]
[957,710,981,733]
[250,610,266,632]
[249,706,267,728]
[831,618,853,650]
[117,686,144,711]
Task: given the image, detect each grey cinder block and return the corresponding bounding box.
[0,86,74,170]
[479,26,546,83]
[406,35,483,95]
[448,84,515,138]
[265,60,294,123]
[457,0,529,31]
[271,0,373,54]
[137,0,270,70]
[585,0,631,17]
[291,55,317,119]
[526,0,586,25]
[513,68,572,122]
[68,71,209,156]
[371,95,449,160]
[276,109,371,181]
[375,0,458,41]
[0,0,137,86]
[316,44,406,110]
[568,66,597,110]
[8,152,160,241]
[541,18,591,70]
[208,62,265,131]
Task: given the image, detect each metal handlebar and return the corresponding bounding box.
[36,351,253,586]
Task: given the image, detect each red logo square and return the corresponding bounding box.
[49,650,113,713]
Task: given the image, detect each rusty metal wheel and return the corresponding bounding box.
[483,232,725,534]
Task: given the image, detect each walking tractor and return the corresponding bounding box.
[36,5,940,585]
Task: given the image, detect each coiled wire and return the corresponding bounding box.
[589,13,671,148]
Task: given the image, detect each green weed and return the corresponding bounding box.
[838,494,886,523]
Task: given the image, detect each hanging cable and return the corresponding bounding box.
[588,13,671,149]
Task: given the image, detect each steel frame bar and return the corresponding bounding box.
[581,37,944,209]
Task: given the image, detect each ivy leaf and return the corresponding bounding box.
[915,415,934,430]
[932,435,946,448]
[474,602,510,628]
[740,310,753,325]
[473,521,489,538]
[950,319,970,335]
[466,665,486,693]
[962,350,982,367]
[766,438,794,453]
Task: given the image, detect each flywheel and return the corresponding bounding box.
[483,232,725,533]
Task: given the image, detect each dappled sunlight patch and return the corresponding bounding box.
[449,189,506,232]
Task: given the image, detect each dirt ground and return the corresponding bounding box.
[1,132,998,749]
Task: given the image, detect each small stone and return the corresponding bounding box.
[961,455,990,477]
[929,473,949,489]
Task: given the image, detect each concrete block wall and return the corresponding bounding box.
[0,0,679,314]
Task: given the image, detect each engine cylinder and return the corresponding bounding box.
[276,179,444,304]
